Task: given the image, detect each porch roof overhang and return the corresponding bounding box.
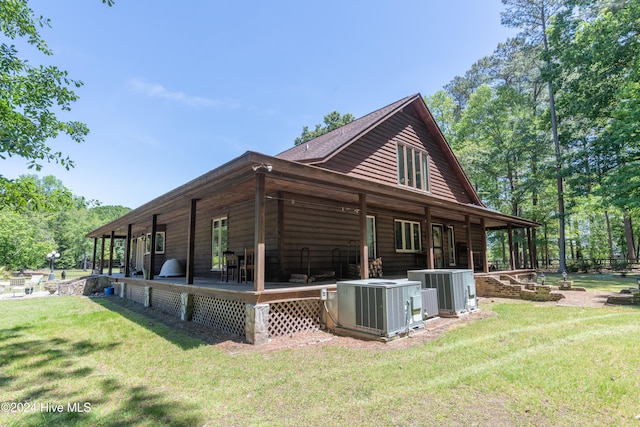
[86,151,539,238]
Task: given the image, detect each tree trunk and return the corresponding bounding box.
[624,210,636,263]
[541,12,567,273]
[605,210,614,261]
[544,224,549,268]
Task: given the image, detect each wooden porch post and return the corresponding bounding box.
[480,218,489,273]
[100,236,105,274]
[527,227,535,269]
[277,192,285,281]
[92,238,98,273]
[125,224,132,277]
[186,199,198,284]
[359,194,369,279]
[254,172,266,292]
[149,214,157,280]
[425,207,434,269]
[508,224,516,270]
[466,215,474,271]
[108,231,115,275]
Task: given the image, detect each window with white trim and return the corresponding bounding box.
[397,143,430,191]
[144,232,165,254]
[394,219,422,253]
[211,217,228,270]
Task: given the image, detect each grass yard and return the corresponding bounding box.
[542,271,640,292]
[1,290,639,425]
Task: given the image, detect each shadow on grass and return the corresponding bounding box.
[16,379,203,426]
[0,325,203,426]
[90,296,244,350]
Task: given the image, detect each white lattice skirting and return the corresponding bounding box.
[117,282,323,343]
[268,300,322,337]
[192,295,246,337]
[151,288,182,318]
[126,283,146,305]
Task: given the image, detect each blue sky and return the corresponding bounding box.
[4,0,517,208]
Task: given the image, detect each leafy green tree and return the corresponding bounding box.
[437,0,639,267]
[443,30,560,267]
[425,91,457,143]
[0,0,90,210]
[455,85,538,216]
[548,0,639,207]
[0,209,54,269]
[49,197,130,269]
[547,0,639,260]
[444,57,496,120]
[0,175,71,269]
[501,0,568,272]
[0,174,130,271]
[294,111,355,145]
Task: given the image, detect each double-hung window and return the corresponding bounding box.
[397,143,429,191]
[395,219,422,253]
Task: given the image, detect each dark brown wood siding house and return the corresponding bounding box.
[87,94,538,342]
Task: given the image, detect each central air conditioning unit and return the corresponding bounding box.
[336,279,423,338]
[407,269,477,317]
[421,288,439,319]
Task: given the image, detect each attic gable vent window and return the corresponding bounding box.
[396,143,430,192]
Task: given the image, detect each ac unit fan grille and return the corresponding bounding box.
[355,286,384,330]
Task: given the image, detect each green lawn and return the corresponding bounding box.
[1,293,639,426]
[542,271,639,292]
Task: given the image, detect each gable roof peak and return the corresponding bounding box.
[276,93,422,163]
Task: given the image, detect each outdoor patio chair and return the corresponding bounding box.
[240,248,255,283]
[30,275,43,292]
[222,251,239,282]
[9,277,26,297]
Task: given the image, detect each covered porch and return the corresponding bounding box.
[87,152,539,292]
[86,151,540,344]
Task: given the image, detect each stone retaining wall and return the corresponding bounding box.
[475,274,563,302]
[56,275,114,296]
